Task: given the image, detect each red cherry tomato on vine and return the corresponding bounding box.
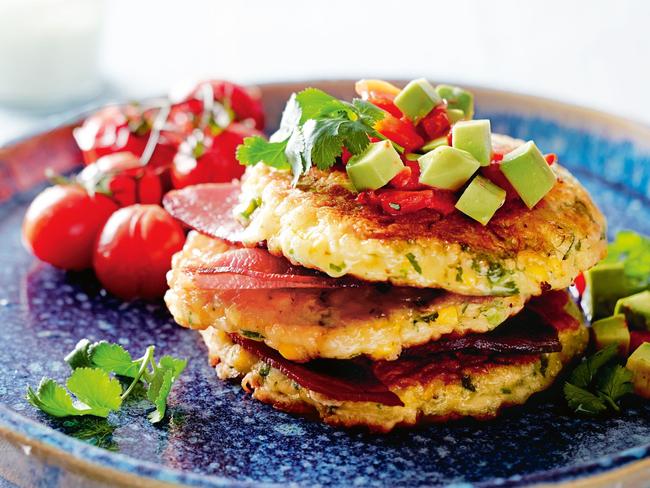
[73,105,177,169]
[93,205,185,300]
[22,185,119,270]
[171,123,261,189]
[184,80,265,130]
[77,152,163,207]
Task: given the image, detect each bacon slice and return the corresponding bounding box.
[163,183,245,243]
[401,308,561,357]
[230,334,404,406]
[184,247,364,290]
[229,295,574,405]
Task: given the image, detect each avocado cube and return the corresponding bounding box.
[421,136,449,152]
[626,342,650,398]
[455,175,506,226]
[394,78,441,124]
[447,108,466,125]
[346,140,404,192]
[584,262,644,320]
[435,84,474,120]
[615,291,650,330]
[418,146,480,191]
[592,314,630,356]
[500,141,557,208]
[452,120,492,166]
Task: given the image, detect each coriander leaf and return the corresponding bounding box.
[158,355,188,381]
[350,98,385,125]
[64,339,92,370]
[27,379,88,417]
[271,94,302,142]
[597,364,633,411]
[66,368,122,417]
[236,137,290,170]
[88,342,140,378]
[145,355,186,424]
[285,127,306,184]
[302,118,345,171]
[295,88,339,122]
[147,368,174,424]
[568,344,618,389]
[563,382,608,415]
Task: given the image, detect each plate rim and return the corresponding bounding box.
[1,81,650,487]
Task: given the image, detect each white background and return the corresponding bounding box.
[1,0,648,144]
[100,0,649,121]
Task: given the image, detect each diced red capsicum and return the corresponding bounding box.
[357,188,456,216]
[479,156,519,201]
[418,106,450,140]
[389,160,423,190]
[369,97,403,118]
[374,114,424,153]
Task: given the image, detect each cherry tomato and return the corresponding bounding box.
[77,152,163,207]
[419,106,450,140]
[23,185,119,270]
[93,205,185,300]
[374,114,424,153]
[73,105,177,169]
[171,122,261,189]
[184,80,265,130]
[357,188,456,216]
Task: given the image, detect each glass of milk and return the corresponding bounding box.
[0,0,105,111]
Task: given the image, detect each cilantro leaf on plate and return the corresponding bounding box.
[64,339,93,370]
[563,382,608,415]
[147,368,174,424]
[597,364,634,412]
[66,368,123,417]
[27,379,90,418]
[88,341,141,378]
[568,344,618,389]
[28,339,187,424]
[147,356,186,423]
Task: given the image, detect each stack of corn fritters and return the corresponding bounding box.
[165,133,606,432]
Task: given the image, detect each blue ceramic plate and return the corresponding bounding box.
[1,81,650,488]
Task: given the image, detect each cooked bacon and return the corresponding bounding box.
[230,334,404,406]
[231,294,575,405]
[163,183,245,243]
[401,308,561,357]
[184,247,364,289]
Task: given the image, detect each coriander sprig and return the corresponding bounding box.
[236,88,385,183]
[563,344,633,415]
[27,339,186,423]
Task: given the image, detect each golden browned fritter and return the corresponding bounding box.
[199,298,588,433]
[166,232,528,361]
[233,134,606,296]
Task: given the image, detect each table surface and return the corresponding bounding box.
[1,0,648,146]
